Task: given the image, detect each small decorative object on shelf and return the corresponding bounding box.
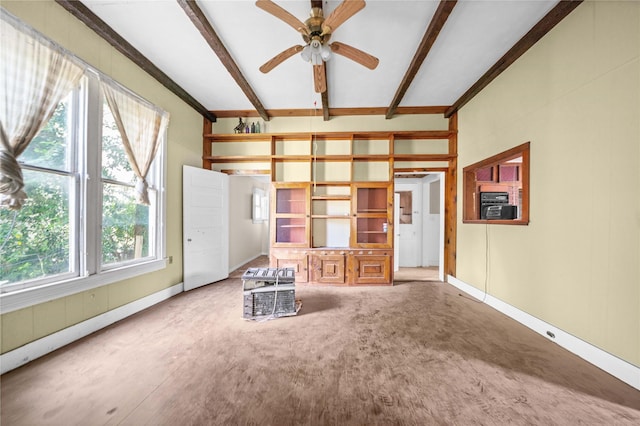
[256,122,261,133]
[251,122,256,133]
[233,117,246,134]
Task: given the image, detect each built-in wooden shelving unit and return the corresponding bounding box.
[203,126,459,284]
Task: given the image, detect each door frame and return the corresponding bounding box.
[394,172,445,281]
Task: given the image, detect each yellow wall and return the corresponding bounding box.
[1,1,204,353]
[456,1,639,367]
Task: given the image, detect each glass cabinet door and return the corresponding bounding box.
[275,187,306,214]
[272,184,310,246]
[352,184,392,247]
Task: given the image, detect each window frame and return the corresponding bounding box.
[0,73,167,314]
[98,89,161,270]
[462,142,530,225]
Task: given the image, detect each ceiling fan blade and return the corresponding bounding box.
[321,0,365,35]
[255,0,309,36]
[259,45,304,73]
[313,64,326,93]
[329,41,379,70]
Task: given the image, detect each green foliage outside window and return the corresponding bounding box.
[0,171,71,283]
[0,102,72,284]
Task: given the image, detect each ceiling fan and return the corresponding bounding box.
[256,0,379,93]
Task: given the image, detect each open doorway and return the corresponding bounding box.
[227,175,270,272]
[394,172,445,282]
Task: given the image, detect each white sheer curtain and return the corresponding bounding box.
[0,9,86,210]
[100,79,170,205]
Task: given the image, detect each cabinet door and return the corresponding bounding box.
[352,254,391,285]
[351,183,392,248]
[271,251,309,283]
[311,254,346,284]
[271,183,310,247]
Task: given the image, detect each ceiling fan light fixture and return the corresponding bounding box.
[258,0,376,92]
[320,44,331,61]
[301,38,331,65]
[301,44,312,62]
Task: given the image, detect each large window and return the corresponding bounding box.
[0,75,166,306]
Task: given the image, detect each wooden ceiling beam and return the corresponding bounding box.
[321,82,330,121]
[445,0,583,118]
[385,0,458,119]
[55,0,217,122]
[177,0,270,122]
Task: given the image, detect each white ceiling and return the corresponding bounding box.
[81,0,560,115]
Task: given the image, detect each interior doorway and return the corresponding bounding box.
[227,174,270,272]
[394,172,445,282]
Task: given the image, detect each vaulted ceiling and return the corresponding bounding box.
[56,0,582,122]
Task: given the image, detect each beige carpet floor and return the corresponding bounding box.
[394,266,439,282]
[1,260,639,425]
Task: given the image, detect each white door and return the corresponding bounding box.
[395,183,421,267]
[183,166,229,291]
[394,193,400,272]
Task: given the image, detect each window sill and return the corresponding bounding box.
[0,259,167,314]
[463,219,529,225]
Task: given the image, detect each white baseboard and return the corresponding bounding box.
[447,275,640,391]
[1,282,183,375]
[229,253,266,274]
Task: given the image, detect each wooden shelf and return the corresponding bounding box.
[311,195,351,200]
[358,208,387,212]
[272,155,310,161]
[204,130,454,139]
[204,156,271,163]
[310,181,352,186]
[203,130,458,177]
[351,154,391,160]
[203,133,272,142]
[393,154,455,161]
[312,155,353,161]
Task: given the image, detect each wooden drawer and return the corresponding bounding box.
[310,254,346,284]
[351,254,391,285]
[271,251,309,283]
